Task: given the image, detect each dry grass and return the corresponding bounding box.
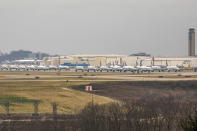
[0,71,126,76]
[1,71,197,114]
[0,81,113,114]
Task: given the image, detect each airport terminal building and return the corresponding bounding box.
[43,55,197,68]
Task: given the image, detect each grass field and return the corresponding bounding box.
[0,80,113,114]
[1,71,197,114]
[1,71,197,131]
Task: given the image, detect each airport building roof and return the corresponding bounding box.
[68,54,126,57]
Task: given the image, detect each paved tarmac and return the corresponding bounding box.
[0,72,197,82]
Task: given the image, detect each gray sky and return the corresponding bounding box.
[0,0,196,56]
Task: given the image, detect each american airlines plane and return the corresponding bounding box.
[151,66,167,72]
[97,66,110,72]
[136,66,153,73]
[9,65,19,71]
[122,66,137,72]
[0,64,9,70]
[75,66,84,72]
[85,66,97,72]
[59,65,70,71]
[110,65,122,72]
[48,65,58,71]
[167,66,180,72]
[37,65,49,71]
[27,65,36,71]
[18,65,27,71]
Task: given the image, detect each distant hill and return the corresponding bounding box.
[0,50,50,63]
[130,52,151,57]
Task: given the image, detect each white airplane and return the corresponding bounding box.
[37,65,49,71]
[167,66,180,72]
[110,65,122,72]
[9,65,19,71]
[75,66,84,72]
[122,66,137,72]
[48,65,58,70]
[151,66,162,72]
[27,65,36,71]
[137,66,153,73]
[98,66,110,72]
[85,66,97,72]
[0,64,9,70]
[59,65,70,71]
[18,65,27,71]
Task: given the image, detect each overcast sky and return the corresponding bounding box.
[0,0,196,56]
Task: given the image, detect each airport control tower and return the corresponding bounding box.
[188,28,195,56]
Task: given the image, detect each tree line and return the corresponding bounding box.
[1,96,197,131]
[0,50,50,63]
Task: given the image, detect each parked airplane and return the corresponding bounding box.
[27,65,36,71]
[97,66,110,72]
[9,65,19,71]
[59,65,70,71]
[151,66,168,72]
[48,65,58,70]
[75,66,84,72]
[85,66,97,72]
[37,65,49,71]
[110,65,122,72]
[137,66,153,73]
[18,65,27,71]
[167,66,180,72]
[0,64,9,70]
[122,66,137,72]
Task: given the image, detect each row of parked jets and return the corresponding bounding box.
[75,65,180,72]
[0,65,69,71]
[0,64,181,73]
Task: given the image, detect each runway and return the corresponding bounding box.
[0,72,197,82]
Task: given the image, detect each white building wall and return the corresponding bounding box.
[44,55,197,67]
